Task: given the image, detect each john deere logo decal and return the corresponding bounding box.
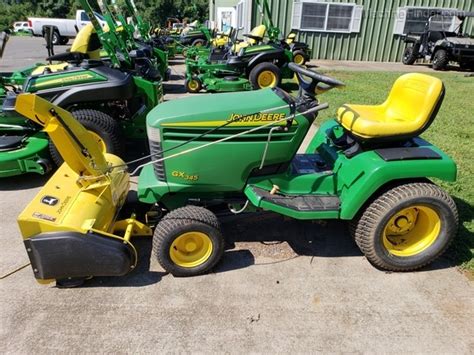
[41,196,59,206]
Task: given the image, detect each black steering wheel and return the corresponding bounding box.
[289,62,345,97]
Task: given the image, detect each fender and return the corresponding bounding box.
[308,120,457,220]
[247,48,287,70]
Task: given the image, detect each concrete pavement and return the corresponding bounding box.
[1,37,473,354]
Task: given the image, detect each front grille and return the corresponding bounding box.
[149,140,166,181]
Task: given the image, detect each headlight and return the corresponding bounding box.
[147,125,162,142]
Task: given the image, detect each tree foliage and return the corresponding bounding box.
[0,0,209,31]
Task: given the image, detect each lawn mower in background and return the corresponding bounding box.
[402,10,474,70]
[184,23,294,93]
[97,0,170,81]
[0,2,164,178]
[254,0,311,65]
[15,63,458,287]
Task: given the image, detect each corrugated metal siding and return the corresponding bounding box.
[252,0,474,62]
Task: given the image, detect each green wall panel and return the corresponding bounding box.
[250,0,474,62]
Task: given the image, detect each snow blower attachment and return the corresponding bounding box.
[15,94,151,285]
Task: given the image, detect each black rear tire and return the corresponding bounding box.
[432,49,449,70]
[49,109,123,167]
[60,37,69,45]
[153,206,224,277]
[249,62,281,90]
[402,46,417,65]
[352,182,458,271]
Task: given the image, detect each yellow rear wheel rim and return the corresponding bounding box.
[87,130,107,153]
[294,54,305,65]
[170,232,213,268]
[382,205,441,257]
[188,80,200,91]
[257,70,277,88]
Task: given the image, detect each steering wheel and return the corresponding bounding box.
[289,62,345,97]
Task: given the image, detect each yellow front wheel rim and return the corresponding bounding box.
[170,232,213,268]
[87,130,107,153]
[294,54,305,65]
[257,70,277,88]
[383,205,441,257]
[188,80,199,91]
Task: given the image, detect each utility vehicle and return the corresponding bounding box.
[402,10,474,70]
[15,64,458,287]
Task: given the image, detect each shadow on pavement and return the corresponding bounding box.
[0,173,50,191]
[84,238,165,288]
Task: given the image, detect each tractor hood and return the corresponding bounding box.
[147,88,290,129]
[442,37,474,46]
[140,88,312,203]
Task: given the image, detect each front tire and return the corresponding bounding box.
[352,183,458,271]
[185,77,202,93]
[49,109,123,166]
[293,50,307,65]
[153,206,225,277]
[249,62,281,90]
[402,46,417,65]
[432,49,449,70]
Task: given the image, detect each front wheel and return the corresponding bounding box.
[402,46,417,65]
[352,182,458,271]
[153,206,225,277]
[49,109,123,166]
[432,49,449,70]
[293,50,307,65]
[185,77,202,93]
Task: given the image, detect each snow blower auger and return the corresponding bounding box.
[17,64,459,287]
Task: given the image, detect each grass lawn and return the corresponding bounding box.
[287,70,474,272]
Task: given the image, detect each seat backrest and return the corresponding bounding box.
[285,30,297,44]
[247,25,266,45]
[384,73,444,134]
[70,23,102,60]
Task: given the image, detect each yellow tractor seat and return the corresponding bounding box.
[232,25,267,53]
[285,31,297,45]
[337,73,445,140]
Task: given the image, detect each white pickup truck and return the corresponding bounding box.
[28,10,106,45]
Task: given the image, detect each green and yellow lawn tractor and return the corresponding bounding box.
[0,6,164,178]
[184,36,294,93]
[15,64,458,287]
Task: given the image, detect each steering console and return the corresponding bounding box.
[289,63,345,98]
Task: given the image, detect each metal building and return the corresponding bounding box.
[209,0,474,62]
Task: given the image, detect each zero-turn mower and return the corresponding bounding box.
[0,3,163,178]
[15,64,458,287]
[184,24,294,93]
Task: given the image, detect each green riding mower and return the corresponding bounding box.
[0,6,164,178]
[15,63,458,287]
[184,24,294,93]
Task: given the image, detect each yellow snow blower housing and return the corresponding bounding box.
[15,94,151,285]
